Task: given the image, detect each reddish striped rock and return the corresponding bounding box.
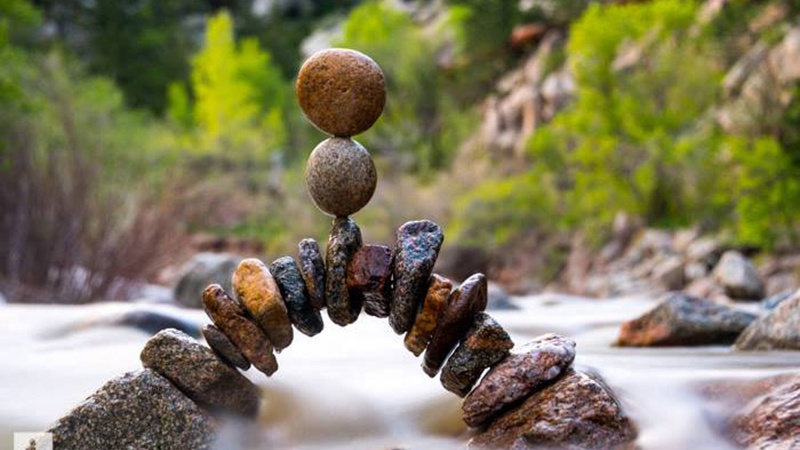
[404,274,452,356]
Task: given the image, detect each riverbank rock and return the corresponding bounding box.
[713,251,765,300]
[462,333,576,427]
[202,284,278,376]
[271,256,324,336]
[440,312,513,397]
[763,290,794,311]
[47,369,216,450]
[405,274,453,356]
[616,293,757,347]
[141,329,261,417]
[326,217,364,325]
[423,273,487,377]
[202,324,250,370]
[298,238,326,310]
[233,258,294,350]
[735,291,800,350]
[174,252,240,308]
[487,283,520,311]
[730,375,800,450]
[469,369,637,450]
[391,220,445,334]
[347,244,393,317]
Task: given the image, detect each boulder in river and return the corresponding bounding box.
[763,289,795,311]
[730,375,800,450]
[174,252,240,308]
[469,369,638,450]
[462,333,576,427]
[616,293,757,347]
[47,369,215,450]
[486,282,520,311]
[141,328,261,417]
[713,250,765,300]
[735,290,800,351]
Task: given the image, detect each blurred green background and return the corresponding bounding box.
[2,0,800,303]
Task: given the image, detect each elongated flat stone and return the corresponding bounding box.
[440,313,513,397]
[404,274,452,356]
[202,324,250,370]
[390,220,444,334]
[298,238,326,310]
[232,258,293,350]
[202,284,278,376]
[347,244,393,317]
[326,217,364,325]
[422,273,487,377]
[271,256,324,336]
[462,333,577,427]
[141,329,261,417]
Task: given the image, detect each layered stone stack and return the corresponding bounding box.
[45,48,633,450]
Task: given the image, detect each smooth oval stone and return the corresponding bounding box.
[296,48,386,137]
[140,328,261,417]
[347,244,394,318]
[305,138,377,217]
[390,220,445,334]
[202,324,250,370]
[462,333,577,427]
[298,238,326,310]
[326,217,364,326]
[422,273,488,377]
[270,256,324,337]
[404,274,453,356]
[440,312,513,397]
[232,258,293,350]
[202,284,278,376]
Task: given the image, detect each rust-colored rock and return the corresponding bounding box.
[298,238,326,310]
[462,333,576,427]
[422,273,487,377]
[617,292,756,347]
[305,138,377,217]
[140,328,261,417]
[404,274,452,356]
[326,217,363,325]
[440,312,513,397]
[347,244,393,318]
[202,324,250,370]
[232,258,293,350]
[390,220,445,334]
[296,48,386,137]
[469,369,638,450]
[202,284,278,376]
[730,375,800,449]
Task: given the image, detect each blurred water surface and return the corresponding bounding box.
[1,294,799,450]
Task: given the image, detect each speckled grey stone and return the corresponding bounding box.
[440,312,513,397]
[141,328,261,417]
[305,137,377,217]
[298,238,326,310]
[47,369,215,450]
[325,217,363,326]
[202,324,250,370]
[296,48,386,137]
[390,220,445,334]
[271,256,324,336]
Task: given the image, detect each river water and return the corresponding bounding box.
[1,294,798,449]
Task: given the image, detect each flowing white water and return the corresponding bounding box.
[1,294,799,449]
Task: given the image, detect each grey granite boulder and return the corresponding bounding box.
[47,369,215,450]
[713,250,765,300]
[174,253,241,308]
[735,291,800,351]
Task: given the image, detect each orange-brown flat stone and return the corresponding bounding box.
[202,284,278,376]
[404,274,452,356]
[232,258,293,350]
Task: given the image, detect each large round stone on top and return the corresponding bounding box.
[296,48,386,137]
[305,137,377,217]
